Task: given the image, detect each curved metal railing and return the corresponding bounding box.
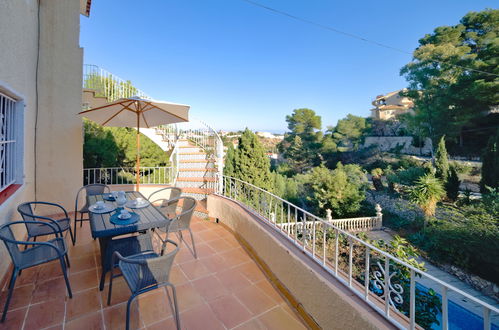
[217,174,498,330]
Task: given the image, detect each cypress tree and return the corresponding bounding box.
[435,136,449,182]
[481,130,499,192]
[445,165,460,202]
[233,129,272,190]
[224,143,235,177]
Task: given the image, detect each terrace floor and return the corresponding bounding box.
[0,216,307,330]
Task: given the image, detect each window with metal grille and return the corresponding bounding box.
[0,93,18,192]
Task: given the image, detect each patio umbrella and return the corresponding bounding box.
[79,97,190,189]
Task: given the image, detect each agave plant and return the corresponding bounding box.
[410,173,445,218]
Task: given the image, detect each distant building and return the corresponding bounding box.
[371,89,414,120]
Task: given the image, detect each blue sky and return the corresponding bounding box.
[80,0,497,133]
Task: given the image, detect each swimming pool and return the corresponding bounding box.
[417,283,498,330]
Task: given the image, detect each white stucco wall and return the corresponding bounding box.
[0,0,83,279]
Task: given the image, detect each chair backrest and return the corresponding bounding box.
[148,187,182,215]
[0,224,23,267]
[139,240,179,288]
[17,202,40,236]
[75,184,110,211]
[170,197,196,232]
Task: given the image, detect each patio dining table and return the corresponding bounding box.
[88,191,170,290]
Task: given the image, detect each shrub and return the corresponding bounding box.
[481,130,499,192]
[435,136,450,182]
[445,166,460,202]
[410,174,446,218]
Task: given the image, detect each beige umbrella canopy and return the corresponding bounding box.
[79,97,190,188]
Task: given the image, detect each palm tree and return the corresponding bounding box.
[410,173,445,226]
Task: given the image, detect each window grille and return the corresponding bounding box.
[0,93,17,192]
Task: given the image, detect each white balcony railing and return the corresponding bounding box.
[217,174,498,330]
[83,167,173,186]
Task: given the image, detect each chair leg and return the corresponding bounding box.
[64,253,71,268]
[2,269,18,322]
[126,293,138,330]
[107,269,114,305]
[167,284,181,330]
[160,232,169,256]
[68,225,75,246]
[188,228,197,259]
[99,270,107,291]
[59,258,72,298]
[80,212,84,227]
[73,213,78,246]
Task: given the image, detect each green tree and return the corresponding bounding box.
[302,163,366,217]
[330,114,369,151]
[232,129,272,190]
[435,136,450,182]
[279,109,323,174]
[445,165,461,202]
[481,129,499,192]
[400,9,499,146]
[371,168,384,191]
[410,173,446,218]
[224,144,236,177]
[83,119,122,168]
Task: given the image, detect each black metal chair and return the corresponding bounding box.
[17,201,74,246]
[151,196,197,258]
[0,221,72,322]
[109,238,180,330]
[74,184,110,245]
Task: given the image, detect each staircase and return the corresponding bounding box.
[174,138,218,218]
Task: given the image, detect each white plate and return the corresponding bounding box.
[125,200,150,209]
[89,203,116,214]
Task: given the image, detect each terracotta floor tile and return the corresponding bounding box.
[147,316,177,330]
[179,259,212,281]
[66,288,101,321]
[232,318,267,330]
[174,246,197,264]
[206,238,233,253]
[192,275,229,301]
[234,285,277,315]
[64,311,104,330]
[0,284,33,310]
[193,243,216,259]
[208,295,252,329]
[70,254,97,274]
[68,241,98,258]
[255,280,285,304]
[257,306,306,330]
[136,289,173,326]
[14,267,38,287]
[102,277,131,307]
[69,269,98,292]
[234,262,266,283]
[219,249,250,267]
[0,306,26,329]
[180,303,224,330]
[24,299,65,329]
[175,283,204,312]
[37,260,65,282]
[200,254,230,274]
[31,277,69,304]
[215,269,252,293]
[196,229,220,243]
[169,266,189,286]
[103,302,143,330]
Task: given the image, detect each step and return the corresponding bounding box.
[176,178,217,189]
[179,153,209,161]
[180,187,215,200]
[179,160,215,169]
[178,168,217,178]
[179,146,202,153]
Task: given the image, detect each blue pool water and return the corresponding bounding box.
[417,283,498,330]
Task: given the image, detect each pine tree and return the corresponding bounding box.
[435,136,449,182]
[233,129,272,190]
[445,166,460,202]
[224,143,235,177]
[481,130,499,192]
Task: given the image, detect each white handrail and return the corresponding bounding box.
[216,174,498,330]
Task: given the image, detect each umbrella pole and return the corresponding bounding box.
[136,112,140,191]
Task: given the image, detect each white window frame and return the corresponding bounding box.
[0,84,24,193]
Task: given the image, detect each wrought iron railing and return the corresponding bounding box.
[83,64,151,102]
[83,167,173,186]
[217,175,498,330]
